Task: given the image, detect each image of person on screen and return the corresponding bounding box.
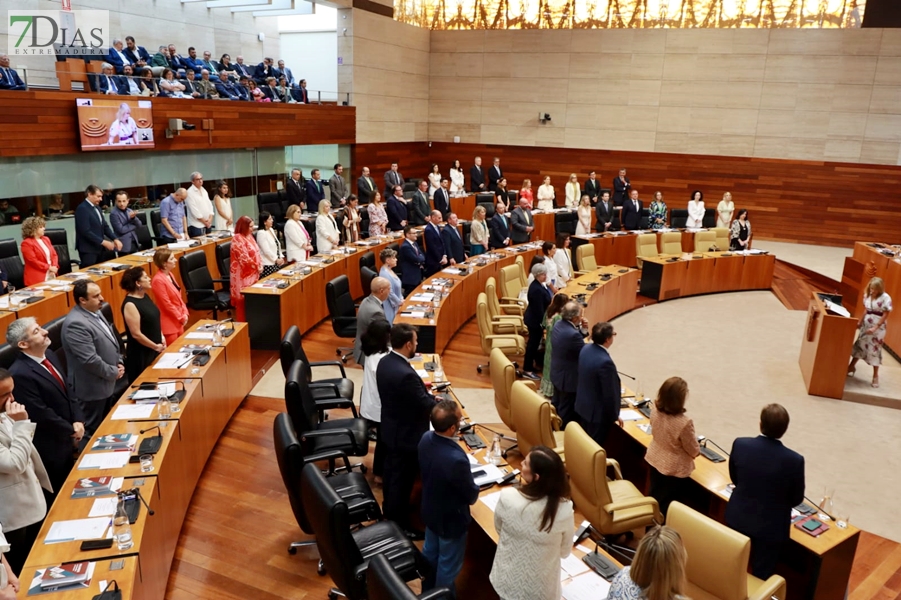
[107,103,138,146]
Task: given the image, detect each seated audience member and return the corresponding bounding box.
[276,76,295,103]
[138,68,160,97]
[151,248,189,345]
[46,194,65,216]
[107,39,133,73]
[195,69,219,99]
[166,45,188,72]
[0,55,26,91]
[159,68,187,98]
[278,60,296,86]
[0,368,53,575]
[117,64,141,95]
[183,47,203,74]
[606,526,688,600]
[235,76,252,100]
[20,217,59,286]
[360,318,391,479]
[200,51,219,77]
[726,403,804,580]
[233,56,253,79]
[254,57,275,84]
[180,69,201,98]
[490,446,573,600]
[263,76,283,102]
[120,267,165,383]
[151,46,170,68]
[1,524,19,599]
[0,201,18,227]
[294,78,310,104]
[249,82,269,102]
[109,191,140,254]
[215,70,242,100]
[159,188,188,243]
[218,54,238,80]
[123,36,151,68]
[230,216,262,322]
[98,63,121,95]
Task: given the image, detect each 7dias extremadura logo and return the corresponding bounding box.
[8,10,109,56]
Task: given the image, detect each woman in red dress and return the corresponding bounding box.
[229,216,262,322]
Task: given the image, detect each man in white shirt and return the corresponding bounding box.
[185,171,214,237]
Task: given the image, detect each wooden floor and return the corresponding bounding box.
[165,281,901,600]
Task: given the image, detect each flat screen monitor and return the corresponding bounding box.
[76,97,154,151]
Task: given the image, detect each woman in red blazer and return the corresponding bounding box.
[21,216,60,286]
[151,248,189,345]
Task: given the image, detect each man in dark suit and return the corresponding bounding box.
[286,168,306,211]
[215,70,243,100]
[423,211,447,277]
[233,55,253,79]
[107,40,133,74]
[97,63,121,95]
[726,404,805,580]
[123,37,152,69]
[612,168,630,207]
[377,323,436,538]
[305,169,326,207]
[109,191,140,254]
[357,167,377,204]
[419,399,479,594]
[595,190,615,232]
[622,189,643,231]
[550,302,585,426]
[294,79,311,104]
[433,178,451,218]
[523,263,552,378]
[386,186,409,232]
[7,317,85,499]
[75,185,121,267]
[253,57,275,84]
[510,198,534,244]
[488,202,511,249]
[384,163,405,197]
[574,322,622,446]
[488,157,503,193]
[353,277,389,365]
[409,181,431,227]
[441,213,466,265]
[469,156,486,193]
[0,54,26,91]
[584,171,601,205]
[398,226,425,296]
[180,69,201,98]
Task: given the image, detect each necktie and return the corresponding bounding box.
[368,178,373,190]
[634,200,638,211]
[41,358,66,390]
[107,76,114,92]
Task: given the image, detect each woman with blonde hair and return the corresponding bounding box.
[565,173,581,209]
[107,103,137,145]
[606,526,688,600]
[537,176,555,211]
[315,199,340,252]
[575,195,592,236]
[470,205,489,256]
[284,203,313,262]
[849,276,892,388]
[519,179,534,205]
[717,192,734,229]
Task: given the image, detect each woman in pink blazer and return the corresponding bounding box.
[21,217,60,286]
[151,248,189,345]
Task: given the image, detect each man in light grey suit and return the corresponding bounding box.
[329,163,348,208]
[62,280,125,437]
[353,277,390,366]
[510,197,535,244]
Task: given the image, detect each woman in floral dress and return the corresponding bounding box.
[849,277,892,388]
[649,191,668,230]
[367,192,388,238]
[539,293,569,398]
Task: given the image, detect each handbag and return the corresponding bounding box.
[93,580,122,600]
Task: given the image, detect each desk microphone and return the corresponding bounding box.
[217,317,236,337]
[617,371,637,381]
[700,436,731,457]
[123,486,155,516]
[139,424,161,436]
[138,425,163,455]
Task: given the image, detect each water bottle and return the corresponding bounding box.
[212,325,224,347]
[113,495,134,550]
[488,434,503,465]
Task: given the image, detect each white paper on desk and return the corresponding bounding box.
[472,463,505,486]
[415,369,429,378]
[132,382,175,400]
[111,404,155,420]
[411,293,435,302]
[45,517,111,544]
[562,571,611,600]
[166,241,193,249]
[479,490,502,512]
[561,554,590,579]
[467,454,480,465]
[153,352,192,369]
[78,452,130,470]
[441,268,460,274]
[88,497,119,517]
[620,409,644,421]
[402,311,425,319]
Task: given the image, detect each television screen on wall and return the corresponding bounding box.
[76,98,154,151]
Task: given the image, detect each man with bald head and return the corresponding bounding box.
[550,301,587,426]
[353,276,390,365]
[424,210,448,276]
[510,196,534,244]
[0,55,26,91]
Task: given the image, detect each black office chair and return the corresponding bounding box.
[639,207,651,230]
[279,326,357,415]
[670,209,689,229]
[359,206,370,239]
[403,180,418,194]
[478,201,495,219]
[274,413,380,561]
[257,191,283,210]
[360,266,377,300]
[554,211,577,236]
[133,213,154,251]
[178,250,231,320]
[301,462,429,600]
[369,554,451,600]
[325,275,356,363]
[215,241,231,285]
[0,344,17,370]
[149,209,164,241]
[461,221,472,256]
[44,315,67,372]
[285,360,369,473]
[359,251,375,275]
[0,240,18,260]
[0,252,25,291]
[44,229,78,274]
[702,208,717,228]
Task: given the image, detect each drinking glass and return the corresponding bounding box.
[139,454,154,473]
[158,398,172,420]
[163,387,179,414]
[818,487,834,520]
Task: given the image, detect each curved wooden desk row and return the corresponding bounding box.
[847,242,901,355]
[572,229,723,270]
[20,320,252,600]
[639,252,776,301]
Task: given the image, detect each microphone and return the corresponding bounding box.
[218,317,236,337]
[123,486,155,516]
[139,424,161,436]
[138,424,163,455]
[617,371,636,381]
[700,437,731,457]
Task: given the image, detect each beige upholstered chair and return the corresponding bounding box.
[477,293,526,374]
[499,264,526,303]
[635,233,658,268]
[576,243,597,273]
[694,230,718,252]
[486,276,525,321]
[564,422,661,559]
[510,381,564,460]
[713,227,730,250]
[514,255,528,289]
[661,232,683,255]
[667,502,787,600]
[490,348,560,443]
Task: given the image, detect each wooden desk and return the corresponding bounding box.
[639,252,775,301]
[0,310,16,344]
[843,242,901,356]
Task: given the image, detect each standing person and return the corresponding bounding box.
[553,233,573,284]
[158,188,188,243]
[341,195,362,244]
[120,267,165,382]
[367,192,389,237]
[353,277,389,366]
[612,168,630,207]
[286,168,307,211]
[0,371,52,576]
[410,180,431,227]
[469,205,489,256]
[583,170,601,204]
[213,180,234,232]
[357,167,377,205]
[7,318,84,501]
[575,195,592,236]
[305,169,326,207]
[494,178,511,212]
[574,322,622,446]
[565,174,581,209]
[230,216,262,322]
[449,160,465,195]
[490,446,574,600]
[537,176,555,211]
[423,211,448,277]
[730,209,752,250]
[726,404,805,580]
[315,200,341,253]
[539,293,569,398]
[398,226,425,296]
[644,377,701,517]
[433,178,451,219]
[717,192,735,229]
[109,191,140,254]
[622,189,643,231]
[488,157,503,193]
[595,190,614,232]
[257,211,285,277]
[441,213,466,265]
[386,186,409,232]
[379,248,403,325]
[549,302,584,426]
[419,400,479,596]
[62,280,124,437]
[649,191,668,230]
[284,204,314,262]
[523,264,552,379]
[849,276,892,388]
[427,164,442,199]
[75,185,122,267]
[519,179,534,206]
[686,190,705,229]
[376,324,436,539]
[185,172,214,237]
[20,217,59,286]
[151,248,189,345]
[383,163,405,197]
[489,202,512,250]
[606,526,688,599]
[329,164,348,208]
[360,319,391,480]
[540,242,560,292]
[510,197,535,244]
[470,156,485,193]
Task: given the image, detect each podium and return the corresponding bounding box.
[799,292,858,399]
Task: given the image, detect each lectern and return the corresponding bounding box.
[799,292,858,399]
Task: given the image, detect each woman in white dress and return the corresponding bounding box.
[552,233,573,284]
[449,160,465,196]
[427,163,442,199]
[849,276,893,389]
[359,318,391,480]
[256,211,284,278]
[540,242,560,291]
[490,446,574,600]
[283,204,313,262]
[315,199,340,253]
[686,190,705,228]
[213,180,234,232]
[575,195,592,236]
[537,176,555,211]
[716,192,734,229]
[564,173,581,209]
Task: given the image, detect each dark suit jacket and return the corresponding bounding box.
[726,436,805,543]
[469,165,485,193]
[441,224,465,264]
[376,351,435,450]
[510,207,533,244]
[488,165,503,192]
[109,207,140,253]
[550,319,584,394]
[9,352,84,482]
[286,177,305,208]
[106,48,132,73]
[433,188,450,217]
[612,176,631,206]
[574,344,620,434]
[75,200,116,258]
[584,179,601,202]
[524,280,551,330]
[233,62,253,78]
[384,170,405,196]
[386,196,408,231]
[398,239,424,287]
[181,78,199,97]
[123,46,151,65]
[97,74,120,95]
[115,75,134,95]
[488,213,510,249]
[305,179,326,206]
[595,199,614,231]
[409,190,431,227]
[215,80,240,100]
[357,176,377,203]
[419,431,479,539]
[253,63,273,83]
[423,224,446,276]
[622,199,643,230]
[0,67,25,91]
